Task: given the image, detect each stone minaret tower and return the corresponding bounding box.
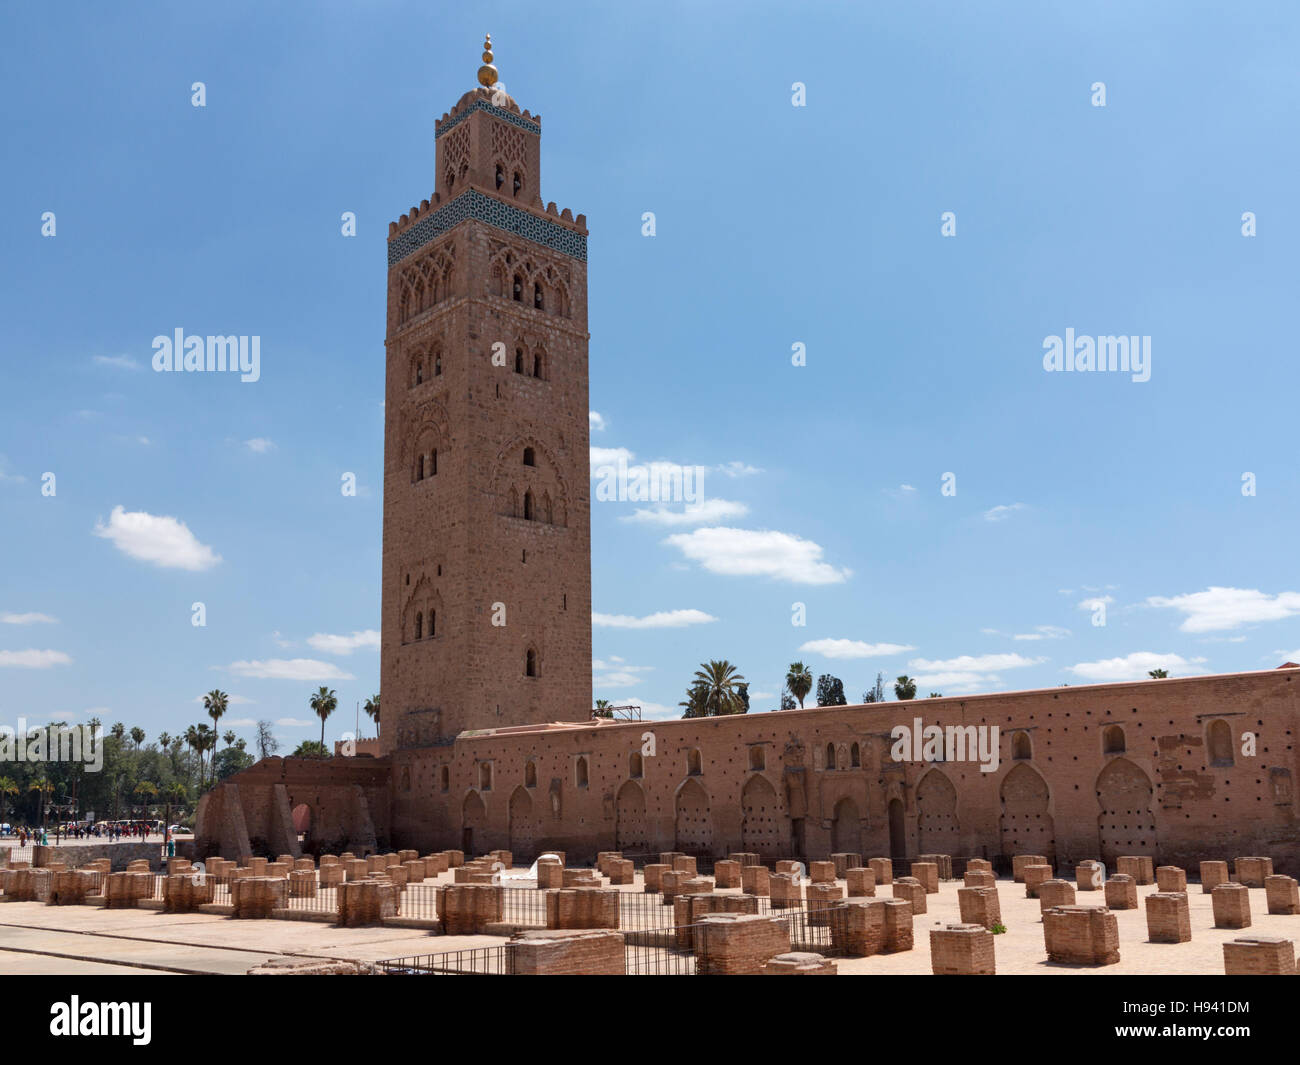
[380,36,592,753]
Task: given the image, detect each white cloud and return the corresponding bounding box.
[275,718,316,728]
[305,630,380,655]
[1,612,57,625]
[93,505,221,571]
[1011,625,1071,641]
[625,499,749,526]
[983,503,1027,522]
[663,527,850,585]
[1078,595,1115,611]
[899,484,916,493]
[1146,586,1300,634]
[799,638,916,659]
[221,659,355,681]
[909,652,1042,691]
[910,653,1043,673]
[0,649,72,668]
[593,659,654,688]
[92,354,141,371]
[224,717,257,727]
[590,446,634,474]
[589,411,606,432]
[1067,652,1206,682]
[593,609,717,629]
[0,456,25,484]
[244,437,275,454]
[716,461,763,478]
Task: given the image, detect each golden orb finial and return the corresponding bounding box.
[477,33,498,88]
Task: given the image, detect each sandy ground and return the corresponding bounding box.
[0,863,1291,975]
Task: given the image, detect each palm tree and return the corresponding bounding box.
[894,675,917,700]
[1148,668,1169,679]
[692,660,746,716]
[0,776,17,827]
[786,662,813,709]
[28,777,53,830]
[129,726,145,753]
[593,698,612,719]
[203,690,229,773]
[679,680,709,718]
[363,694,380,737]
[310,687,338,749]
[163,781,187,834]
[133,780,157,821]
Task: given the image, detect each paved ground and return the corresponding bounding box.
[1,862,1291,974]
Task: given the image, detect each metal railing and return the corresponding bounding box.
[378,946,513,975]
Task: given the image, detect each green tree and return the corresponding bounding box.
[679,680,709,718]
[291,740,331,759]
[203,691,228,781]
[133,780,157,820]
[894,675,917,700]
[593,699,613,719]
[816,674,847,706]
[779,689,797,711]
[692,660,746,717]
[363,694,381,736]
[310,687,338,749]
[1148,668,1169,679]
[785,662,813,708]
[129,726,145,753]
[0,776,17,826]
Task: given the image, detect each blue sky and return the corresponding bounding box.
[3,1,1300,742]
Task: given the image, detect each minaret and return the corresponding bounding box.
[380,37,592,753]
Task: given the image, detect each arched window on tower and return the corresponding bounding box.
[534,282,544,310]
[414,612,423,640]
[523,447,535,467]
[1012,731,1032,760]
[430,449,437,476]
[514,348,524,374]
[416,455,425,482]
[495,164,504,190]
[434,353,442,376]
[629,751,643,779]
[850,742,861,767]
[439,766,449,792]
[575,756,588,788]
[826,743,836,771]
[415,362,423,385]
[532,352,543,379]
[512,274,523,302]
[523,491,534,521]
[428,610,435,638]
[525,647,538,677]
[513,171,522,196]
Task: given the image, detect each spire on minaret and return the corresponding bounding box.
[477,34,498,88]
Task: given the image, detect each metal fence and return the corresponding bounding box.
[377,946,514,975]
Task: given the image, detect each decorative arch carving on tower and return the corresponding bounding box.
[486,238,572,319]
[490,432,569,526]
[400,399,451,482]
[401,578,443,645]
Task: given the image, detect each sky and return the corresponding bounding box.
[2,1,1300,744]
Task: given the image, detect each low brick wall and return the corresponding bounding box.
[338,878,401,926]
[439,883,503,934]
[33,842,159,872]
[830,898,914,956]
[696,914,790,975]
[930,923,995,975]
[1222,936,1295,975]
[546,888,618,930]
[508,929,624,975]
[1146,892,1192,943]
[1043,905,1120,966]
[1211,883,1251,929]
[958,886,1001,930]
